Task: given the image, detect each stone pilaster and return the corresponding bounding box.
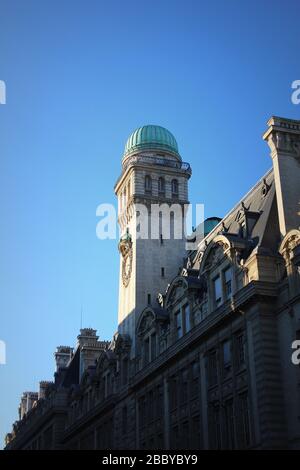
[263,116,300,237]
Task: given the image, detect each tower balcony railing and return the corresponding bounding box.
[115,154,192,188]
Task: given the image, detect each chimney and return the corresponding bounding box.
[77,328,99,347]
[76,328,109,380]
[38,381,53,400]
[19,392,38,419]
[263,116,300,237]
[54,346,73,372]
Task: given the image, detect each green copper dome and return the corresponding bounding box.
[124,125,180,160]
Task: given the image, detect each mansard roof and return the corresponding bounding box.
[190,168,279,270]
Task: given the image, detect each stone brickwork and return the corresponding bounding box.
[5,117,300,450]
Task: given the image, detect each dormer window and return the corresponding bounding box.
[144,337,149,364]
[213,275,222,307]
[158,177,165,195]
[183,303,191,332]
[223,267,232,300]
[175,310,182,339]
[143,332,156,366]
[174,303,192,340]
[171,179,179,197]
[150,333,156,361]
[145,175,152,194]
[212,265,232,309]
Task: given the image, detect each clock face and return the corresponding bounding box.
[119,233,133,288]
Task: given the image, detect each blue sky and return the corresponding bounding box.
[0,0,299,446]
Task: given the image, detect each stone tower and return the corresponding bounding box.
[115,125,192,354]
[263,116,300,237]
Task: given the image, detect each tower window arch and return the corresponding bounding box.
[171,179,179,197]
[145,175,152,193]
[158,177,165,195]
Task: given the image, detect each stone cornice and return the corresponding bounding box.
[263,116,300,159]
[6,403,67,450]
[114,155,191,193]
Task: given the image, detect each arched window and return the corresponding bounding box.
[145,175,152,193]
[158,177,165,195]
[171,179,179,196]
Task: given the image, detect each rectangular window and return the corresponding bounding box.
[235,333,245,368]
[156,384,164,418]
[224,399,235,449]
[180,369,189,404]
[238,393,251,448]
[161,267,165,277]
[147,294,151,305]
[181,421,189,449]
[144,337,149,365]
[122,358,128,385]
[175,310,182,339]
[148,390,154,423]
[169,375,178,410]
[209,404,221,449]
[183,303,191,332]
[150,333,156,361]
[191,415,200,450]
[224,267,232,300]
[145,175,152,193]
[222,340,232,372]
[191,361,200,397]
[207,350,218,387]
[213,276,222,307]
[138,396,146,428]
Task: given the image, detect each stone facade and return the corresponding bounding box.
[5,117,300,450]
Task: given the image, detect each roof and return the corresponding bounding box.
[190,168,280,268]
[123,125,181,160]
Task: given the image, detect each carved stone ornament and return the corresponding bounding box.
[209,244,226,265]
[118,230,133,287]
[157,292,165,308]
[268,131,300,161]
[139,312,155,336]
[279,230,300,263]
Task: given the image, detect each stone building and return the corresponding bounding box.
[5,117,300,450]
